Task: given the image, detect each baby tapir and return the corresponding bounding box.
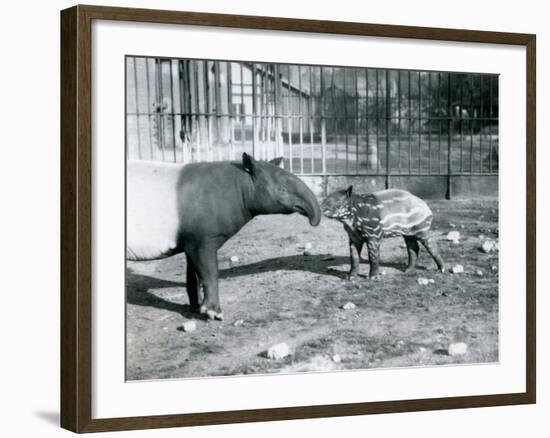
[322,187,445,279]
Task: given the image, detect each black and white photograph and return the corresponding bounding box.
[125,56,499,381]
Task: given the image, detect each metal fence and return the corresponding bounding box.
[126,57,498,179]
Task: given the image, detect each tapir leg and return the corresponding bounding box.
[188,244,223,320]
[418,235,445,272]
[185,253,200,313]
[346,229,364,279]
[404,236,420,272]
[366,238,381,278]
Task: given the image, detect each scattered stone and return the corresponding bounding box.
[478,234,486,240]
[475,269,484,277]
[480,240,498,253]
[341,302,356,310]
[418,347,427,353]
[451,264,464,274]
[380,270,386,276]
[233,319,244,327]
[304,242,313,250]
[417,278,435,286]
[491,265,498,271]
[459,224,465,229]
[331,354,342,363]
[181,321,197,333]
[266,343,291,360]
[230,255,240,263]
[446,231,460,243]
[448,342,468,356]
[449,223,456,228]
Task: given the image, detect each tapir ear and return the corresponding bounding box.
[269,157,283,167]
[346,185,353,198]
[242,152,256,175]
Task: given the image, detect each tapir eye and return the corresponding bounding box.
[278,185,289,196]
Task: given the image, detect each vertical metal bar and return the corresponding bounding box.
[286,66,293,172]
[178,60,186,162]
[240,63,245,154]
[447,73,452,199]
[479,74,483,173]
[438,72,442,173]
[428,72,432,174]
[132,57,142,159]
[385,69,391,188]
[309,65,314,173]
[398,70,401,173]
[204,61,212,161]
[343,68,349,173]
[418,71,422,172]
[469,74,474,173]
[145,58,154,159]
[252,63,257,157]
[298,65,304,173]
[193,60,201,163]
[489,75,493,173]
[155,58,165,161]
[408,70,412,174]
[331,67,337,173]
[459,74,464,172]
[169,59,177,162]
[376,68,380,174]
[320,67,327,175]
[366,68,370,172]
[214,60,222,160]
[274,64,282,160]
[355,68,360,175]
[184,60,193,163]
[227,62,234,160]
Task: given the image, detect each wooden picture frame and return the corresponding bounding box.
[60,4,536,433]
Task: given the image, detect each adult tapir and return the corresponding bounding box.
[127,153,321,320]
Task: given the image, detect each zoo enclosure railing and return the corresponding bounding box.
[126,57,498,194]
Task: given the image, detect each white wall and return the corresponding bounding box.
[0,0,546,436]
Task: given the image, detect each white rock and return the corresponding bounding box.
[304,242,313,250]
[491,265,498,271]
[230,255,240,263]
[418,347,427,353]
[181,321,197,333]
[303,251,312,256]
[448,342,468,356]
[266,343,291,360]
[380,270,387,276]
[417,278,430,286]
[481,240,498,253]
[233,319,244,327]
[478,234,486,240]
[451,264,464,274]
[446,231,460,242]
[476,269,484,277]
[331,354,342,363]
[341,302,356,310]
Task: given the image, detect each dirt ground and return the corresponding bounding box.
[126,199,499,381]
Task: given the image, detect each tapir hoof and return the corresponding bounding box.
[200,305,224,321]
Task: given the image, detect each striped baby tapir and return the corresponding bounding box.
[322,187,445,279]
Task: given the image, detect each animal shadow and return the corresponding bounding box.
[219,254,404,280]
[126,268,201,319]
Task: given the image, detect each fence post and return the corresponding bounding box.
[385,69,391,189]
[320,67,327,175]
[446,73,452,200]
[251,63,258,157]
